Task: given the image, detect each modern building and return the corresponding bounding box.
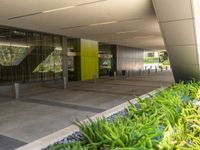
[1,1,200,149]
[0,0,199,84]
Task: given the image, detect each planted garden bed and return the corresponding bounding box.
[48,82,200,150]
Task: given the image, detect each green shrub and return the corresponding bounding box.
[162,59,170,66]
[144,57,159,64]
[50,82,200,150]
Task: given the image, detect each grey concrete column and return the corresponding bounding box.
[153,0,200,82]
[62,36,68,88]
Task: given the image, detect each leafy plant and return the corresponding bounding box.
[49,82,200,150]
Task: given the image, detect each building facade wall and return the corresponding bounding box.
[116,45,144,74]
[0,26,100,83]
[67,38,81,81]
[98,44,117,76]
[0,26,64,85]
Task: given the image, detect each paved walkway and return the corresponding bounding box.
[0,71,174,150]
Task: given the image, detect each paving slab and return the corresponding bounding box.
[0,71,174,150]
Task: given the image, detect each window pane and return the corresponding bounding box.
[11,30,28,66]
[0,27,11,66]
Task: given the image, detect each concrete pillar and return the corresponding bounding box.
[62,36,68,88]
[153,0,200,82]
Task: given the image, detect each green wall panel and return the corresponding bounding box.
[80,39,99,81]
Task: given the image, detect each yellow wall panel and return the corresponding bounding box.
[80,39,99,81]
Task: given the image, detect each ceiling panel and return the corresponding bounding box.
[0,0,164,50]
[0,0,99,18]
[58,19,154,36]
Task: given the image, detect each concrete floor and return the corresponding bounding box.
[0,71,174,150]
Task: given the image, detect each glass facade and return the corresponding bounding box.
[67,38,80,81]
[0,26,63,84]
[99,44,117,76]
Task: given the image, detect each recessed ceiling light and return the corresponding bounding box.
[133,35,155,39]
[89,21,117,26]
[116,30,139,34]
[43,6,76,13]
[8,0,110,20]
[0,42,29,48]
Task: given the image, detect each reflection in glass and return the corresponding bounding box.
[0,46,11,66]
[0,26,64,84]
[67,38,80,81]
[0,27,11,66]
[34,51,62,73]
[33,35,63,80]
[11,30,28,66]
[99,44,116,76]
